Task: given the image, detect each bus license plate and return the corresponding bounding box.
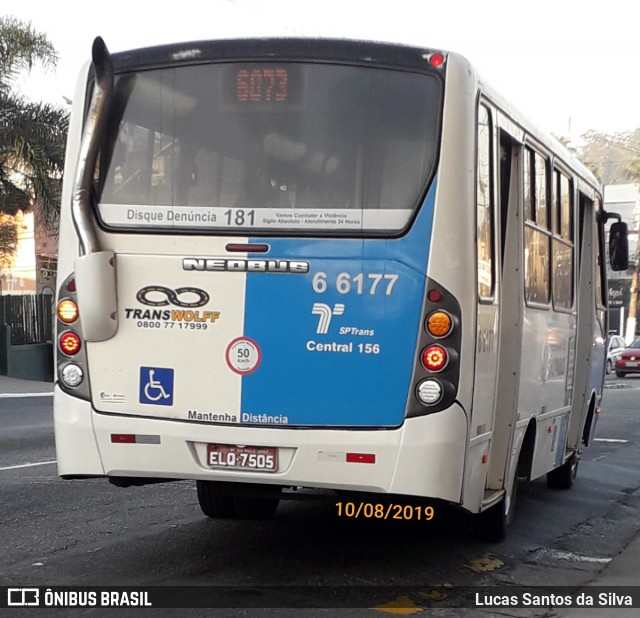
[207,444,278,472]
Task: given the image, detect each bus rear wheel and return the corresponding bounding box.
[197,481,281,520]
[232,495,280,519]
[231,483,282,519]
[474,472,517,542]
[546,454,578,490]
[197,481,238,518]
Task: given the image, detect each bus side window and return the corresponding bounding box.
[499,133,513,267]
[477,104,494,299]
[551,170,574,310]
[523,146,551,305]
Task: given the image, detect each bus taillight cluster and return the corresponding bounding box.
[408,279,461,414]
[56,277,88,392]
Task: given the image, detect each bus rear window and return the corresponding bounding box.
[96,62,442,234]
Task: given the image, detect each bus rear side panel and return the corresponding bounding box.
[84,195,433,429]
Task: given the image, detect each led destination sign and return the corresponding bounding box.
[236,68,288,103]
[228,65,302,106]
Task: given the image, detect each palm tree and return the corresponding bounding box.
[0,16,69,256]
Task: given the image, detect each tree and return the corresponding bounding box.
[0,16,69,260]
[578,129,640,185]
[0,215,17,271]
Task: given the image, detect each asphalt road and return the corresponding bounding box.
[1,379,639,616]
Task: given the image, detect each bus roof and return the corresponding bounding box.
[111,37,446,74]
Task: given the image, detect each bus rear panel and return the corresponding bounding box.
[54,40,467,503]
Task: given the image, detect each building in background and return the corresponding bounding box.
[35,213,58,296]
[0,210,35,294]
[605,184,640,337]
[0,209,58,296]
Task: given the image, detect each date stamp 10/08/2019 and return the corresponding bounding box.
[335,502,435,521]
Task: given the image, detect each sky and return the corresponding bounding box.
[6,0,640,140]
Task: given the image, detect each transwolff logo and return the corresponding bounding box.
[124,285,220,325]
[136,285,209,308]
[183,258,309,274]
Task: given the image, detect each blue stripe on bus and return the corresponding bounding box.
[240,182,437,427]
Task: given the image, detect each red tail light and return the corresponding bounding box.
[59,331,82,356]
[422,345,448,372]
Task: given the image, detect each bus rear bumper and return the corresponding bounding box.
[54,388,468,503]
[54,386,105,475]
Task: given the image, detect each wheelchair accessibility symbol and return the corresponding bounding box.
[139,367,174,406]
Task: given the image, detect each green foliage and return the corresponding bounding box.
[0,17,58,94]
[0,217,17,271]
[0,15,68,245]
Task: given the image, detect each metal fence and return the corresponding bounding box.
[0,294,53,345]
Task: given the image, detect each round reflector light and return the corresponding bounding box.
[61,363,83,387]
[426,311,452,338]
[57,299,79,323]
[417,379,443,405]
[422,345,448,372]
[59,331,81,356]
[429,53,445,68]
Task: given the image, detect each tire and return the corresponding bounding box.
[475,471,518,542]
[197,481,238,518]
[606,359,612,375]
[616,371,626,378]
[233,485,281,520]
[546,454,578,490]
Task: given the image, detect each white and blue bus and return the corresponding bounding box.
[54,37,627,539]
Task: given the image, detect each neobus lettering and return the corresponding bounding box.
[182,258,309,273]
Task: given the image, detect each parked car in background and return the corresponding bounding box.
[607,335,627,375]
[614,337,640,377]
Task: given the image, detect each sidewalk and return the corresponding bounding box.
[0,374,53,395]
[551,531,640,617]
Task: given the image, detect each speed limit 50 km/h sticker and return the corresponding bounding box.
[226,337,262,375]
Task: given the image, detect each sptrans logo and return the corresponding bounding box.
[312,303,345,334]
